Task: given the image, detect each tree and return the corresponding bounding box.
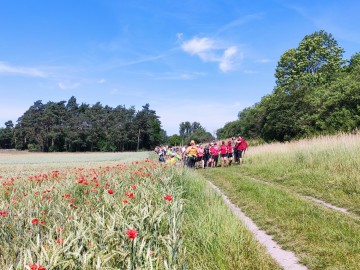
[0,120,14,149]
[265,30,346,141]
[167,134,182,146]
[179,121,192,138]
[13,97,164,152]
[134,104,164,151]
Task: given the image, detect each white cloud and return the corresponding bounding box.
[243,69,258,74]
[97,78,106,84]
[176,32,184,42]
[181,37,215,55]
[0,62,47,78]
[181,37,242,72]
[58,81,80,90]
[110,88,119,94]
[217,13,263,33]
[154,71,206,80]
[255,59,271,64]
[219,46,239,72]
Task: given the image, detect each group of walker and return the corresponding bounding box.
[155,136,248,168]
[183,136,248,168]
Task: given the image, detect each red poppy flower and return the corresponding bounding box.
[126,229,138,239]
[31,218,39,224]
[29,264,46,270]
[0,211,9,217]
[57,238,64,245]
[125,192,134,199]
[122,199,129,204]
[107,189,114,195]
[164,195,172,201]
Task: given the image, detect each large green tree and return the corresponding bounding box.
[12,98,165,152]
[217,30,359,142]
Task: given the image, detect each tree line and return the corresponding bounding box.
[167,121,215,146]
[217,30,360,142]
[0,97,165,152]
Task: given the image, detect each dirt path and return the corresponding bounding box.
[208,180,308,270]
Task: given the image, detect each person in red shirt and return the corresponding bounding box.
[226,140,234,166]
[236,136,248,164]
[196,144,204,168]
[209,142,218,168]
[219,141,228,167]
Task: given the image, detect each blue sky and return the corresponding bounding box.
[0,0,359,135]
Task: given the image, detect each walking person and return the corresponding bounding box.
[185,140,198,168]
[219,141,228,167]
[203,144,211,168]
[227,140,234,166]
[209,142,218,168]
[196,144,204,168]
[233,137,239,163]
[238,137,248,164]
[235,136,248,164]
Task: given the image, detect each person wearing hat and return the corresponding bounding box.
[185,140,198,168]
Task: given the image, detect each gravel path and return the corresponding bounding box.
[208,180,308,270]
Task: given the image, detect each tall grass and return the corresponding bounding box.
[180,170,280,270]
[243,132,360,213]
[0,152,280,269]
[0,159,186,269]
[201,168,360,269]
[199,132,360,269]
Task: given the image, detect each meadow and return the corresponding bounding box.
[2,132,358,269]
[0,151,278,269]
[201,132,360,269]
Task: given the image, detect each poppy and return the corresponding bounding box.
[126,229,138,239]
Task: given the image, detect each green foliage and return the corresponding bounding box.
[179,121,214,144]
[0,121,14,149]
[167,134,183,146]
[2,97,166,152]
[218,30,359,142]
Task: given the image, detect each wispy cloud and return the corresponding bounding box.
[219,46,240,72]
[255,59,271,64]
[284,4,360,44]
[154,71,206,80]
[243,70,258,74]
[0,62,47,78]
[181,37,242,72]
[58,81,81,90]
[97,78,106,84]
[216,13,264,35]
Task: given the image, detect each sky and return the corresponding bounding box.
[0,0,359,136]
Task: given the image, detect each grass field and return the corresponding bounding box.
[200,132,360,269]
[0,151,278,269]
